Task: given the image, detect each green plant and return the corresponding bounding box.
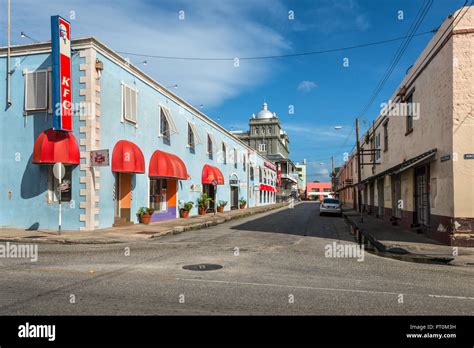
[137,207,148,217]
[239,197,246,205]
[181,201,194,211]
[197,193,213,209]
[146,207,155,215]
[218,200,228,207]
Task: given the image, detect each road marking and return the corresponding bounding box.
[175,277,402,296]
[428,294,474,300]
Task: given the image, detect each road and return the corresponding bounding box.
[1,202,473,315]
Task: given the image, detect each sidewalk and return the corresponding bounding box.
[343,208,474,267]
[0,202,292,245]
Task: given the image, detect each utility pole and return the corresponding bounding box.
[355,117,363,220]
[7,0,12,107]
[331,155,335,194]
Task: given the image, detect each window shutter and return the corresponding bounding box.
[25,70,48,111]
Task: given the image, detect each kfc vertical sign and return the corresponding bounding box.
[51,15,72,131]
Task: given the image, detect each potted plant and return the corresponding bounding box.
[137,207,155,225]
[239,197,247,209]
[180,201,194,218]
[217,200,227,213]
[197,193,213,215]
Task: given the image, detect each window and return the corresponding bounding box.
[159,106,178,141]
[160,109,170,141]
[24,69,51,112]
[268,126,272,134]
[250,166,254,180]
[207,134,214,159]
[234,148,238,169]
[383,121,388,151]
[406,93,414,134]
[149,178,167,212]
[259,167,262,182]
[188,124,195,150]
[49,166,72,202]
[258,143,267,152]
[375,132,381,161]
[121,83,137,123]
[323,188,331,192]
[222,143,227,164]
[255,127,259,135]
[243,154,246,171]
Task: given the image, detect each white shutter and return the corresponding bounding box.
[188,121,202,145]
[122,84,137,123]
[161,106,178,134]
[25,70,48,111]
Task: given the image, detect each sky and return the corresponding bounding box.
[0,0,469,181]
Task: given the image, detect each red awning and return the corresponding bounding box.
[149,150,189,179]
[112,140,145,173]
[33,129,80,165]
[260,184,278,192]
[202,164,224,185]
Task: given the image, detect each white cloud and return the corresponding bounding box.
[2,0,290,107]
[297,80,318,93]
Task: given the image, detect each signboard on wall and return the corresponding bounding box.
[51,15,73,131]
[190,183,203,192]
[264,162,276,171]
[90,150,110,166]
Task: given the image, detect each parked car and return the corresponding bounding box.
[319,198,342,216]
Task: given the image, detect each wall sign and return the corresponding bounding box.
[264,161,276,171]
[440,155,451,162]
[464,154,474,160]
[90,150,110,166]
[190,183,203,192]
[51,15,73,131]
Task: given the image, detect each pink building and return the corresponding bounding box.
[306,182,332,201]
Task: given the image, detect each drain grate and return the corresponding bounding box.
[182,263,223,271]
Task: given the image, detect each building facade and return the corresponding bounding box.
[336,7,474,246]
[295,160,307,197]
[306,182,333,201]
[234,102,298,201]
[0,37,278,231]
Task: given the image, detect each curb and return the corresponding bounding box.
[342,212,463,266]
[0,202,294,245]
[149,202,294,239]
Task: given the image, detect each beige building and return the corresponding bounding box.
[337,6,474,246]
[295,160,307,196]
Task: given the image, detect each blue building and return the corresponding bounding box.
[0,37,278,231]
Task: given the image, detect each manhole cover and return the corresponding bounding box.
[182,264,223,271]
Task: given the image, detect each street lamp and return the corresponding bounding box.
[20,31,39,43]
[166,84,178,89]
[334,126,343,130]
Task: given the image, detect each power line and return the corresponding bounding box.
[359,0,434,118]
[116,30,436,62]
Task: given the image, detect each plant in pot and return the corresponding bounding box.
[217,200,227,213]
[180,201,194,218]
[239,197,247,209]
[137,207,155,225]
[197,193,213,215]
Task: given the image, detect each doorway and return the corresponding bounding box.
[377,178,384,217]
[230,186,239,209]
[203,184,216,212]
[415,166,430,226]
[114,172,132,223]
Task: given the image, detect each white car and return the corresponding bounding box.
[319,198,342,216]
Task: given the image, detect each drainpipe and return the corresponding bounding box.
[6,0,12,108]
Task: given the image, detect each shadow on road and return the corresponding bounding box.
[231,202,354,242]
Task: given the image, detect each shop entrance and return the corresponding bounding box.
[115,172,132,224]
[415,166,430,226]
[230,186,239,209]
[203,184,216,212]
[149,178,177,221]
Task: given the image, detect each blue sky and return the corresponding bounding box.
[1,0,468,181]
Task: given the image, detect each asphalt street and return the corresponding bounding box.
[1,202,473,315]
